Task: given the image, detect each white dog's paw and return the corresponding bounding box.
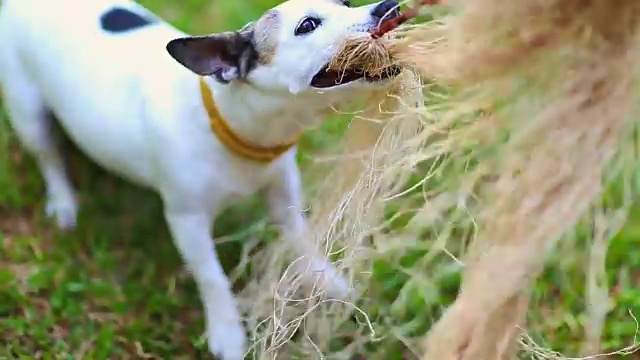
[45,194,78,230]
[304,259,350,299]
[208,319,247,360]
[319,265,350,299]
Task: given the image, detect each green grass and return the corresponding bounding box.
[1,0,639,359]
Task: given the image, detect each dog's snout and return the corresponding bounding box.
[371,0,401,22]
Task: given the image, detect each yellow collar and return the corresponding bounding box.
[198,77,297,163]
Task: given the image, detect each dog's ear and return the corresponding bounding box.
[166,30,258,83]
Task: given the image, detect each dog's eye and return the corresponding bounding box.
[342,0,352,7]
[295,17,321,36]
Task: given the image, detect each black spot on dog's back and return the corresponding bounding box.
[100,7,155,33]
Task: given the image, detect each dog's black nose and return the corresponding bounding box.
[371,0,401,22]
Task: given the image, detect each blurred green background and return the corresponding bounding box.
[0,0,639,359]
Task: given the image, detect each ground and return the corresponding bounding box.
[1,0,639,359]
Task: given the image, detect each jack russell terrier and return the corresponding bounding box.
[0,0,401,358]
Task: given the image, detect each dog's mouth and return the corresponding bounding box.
[310,64,402,89]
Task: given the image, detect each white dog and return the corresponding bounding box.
[0,0,400,358]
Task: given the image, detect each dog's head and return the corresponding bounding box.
[166,0,401,94]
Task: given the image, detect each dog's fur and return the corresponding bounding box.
[0,0,400,358]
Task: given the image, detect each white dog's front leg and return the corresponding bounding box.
[164,211,246,360]
[267,156,349,299]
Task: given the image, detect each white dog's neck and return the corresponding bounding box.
[201,76,341,149]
